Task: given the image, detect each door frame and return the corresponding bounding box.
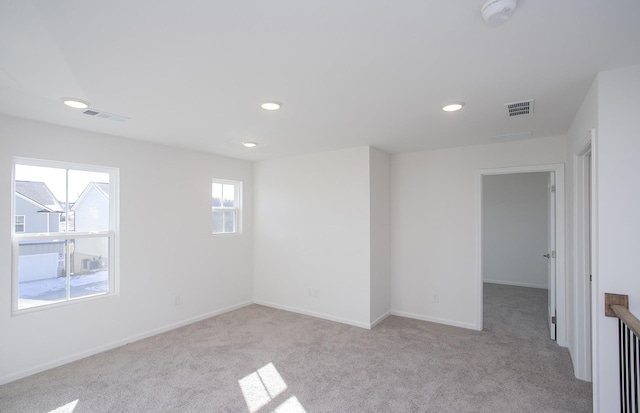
[475,163,566,347]
[573,129,595,382]
[548,171,557,341]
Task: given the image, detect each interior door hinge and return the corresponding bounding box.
[552,315,556,324]
[550,185,556,193]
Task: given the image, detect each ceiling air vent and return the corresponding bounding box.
[504,99,534,117]
[83,109,129,122]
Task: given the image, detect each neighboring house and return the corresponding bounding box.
[14,181,65,281]
[71,182,109,273]
[15,181,62,234]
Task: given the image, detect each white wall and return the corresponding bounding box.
[369,147,391,325]
[593,64,640,412]
[0,115,254,384]
[253,146,372,328]
[482,172,549,289]
[390,136,567,329]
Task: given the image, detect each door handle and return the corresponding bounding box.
[543,253,551,258]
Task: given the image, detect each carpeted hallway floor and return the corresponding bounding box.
[0,284,592,412]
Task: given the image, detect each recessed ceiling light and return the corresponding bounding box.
[442,102,465,112]
[261,101,282,111]
[61,98,90,109]
[242,142,257,148]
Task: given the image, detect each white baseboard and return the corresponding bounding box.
[483,278,547,289]
[253,300,371,329]
[0,300,253,386]
[1,301,482,385]
[390,310,478,331]
[370,311,391,328]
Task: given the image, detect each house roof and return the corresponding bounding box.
[0,2,639,160]
[71,182,109,211]
[15,181,63,213]
[94,183,109,199]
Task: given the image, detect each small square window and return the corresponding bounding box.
[212,180,241,234]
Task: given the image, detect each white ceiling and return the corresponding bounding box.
[1,1,639,161]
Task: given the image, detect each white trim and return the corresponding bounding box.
[476,163,566,346]
[13,156,114,174]
[0,300,254,385]
[590,128,600,411]
[572,132,594,382]
[484,279,547,290]
[253,300,372,329]
[390,310,478,331]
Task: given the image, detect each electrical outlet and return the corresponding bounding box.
[433,293,439,303]
[308,288,319,298]
[174,295,181,306]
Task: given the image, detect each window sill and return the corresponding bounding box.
[11,291,119,317]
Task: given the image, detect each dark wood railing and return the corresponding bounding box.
[606,293,640,413]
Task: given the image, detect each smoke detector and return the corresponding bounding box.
[481,0,517,27]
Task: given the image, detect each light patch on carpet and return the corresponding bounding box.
[239,362,290,412]
[272,395,307,413]
[258,362,288,398]
[239,372,272,412]
[239,362,307,413]
[47,399,79,413]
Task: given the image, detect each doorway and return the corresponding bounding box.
[476,163,566,346]
[482,171,555,340]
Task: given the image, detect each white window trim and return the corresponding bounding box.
[11,157,120,315]
[212,179,242,235]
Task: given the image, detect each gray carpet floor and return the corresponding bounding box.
[0,284,592,412]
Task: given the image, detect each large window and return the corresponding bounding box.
[212,179,241,234]
[12,158,118,312]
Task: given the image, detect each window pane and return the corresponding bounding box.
[15,164,66,202]
[15,215,25,232]
[68,170,110,232]
[15,165,65,234]
[223,210,236,232]
[212,183,222,207]
[213,210,237,233]
[213,210,223,233]
[70,237,109,299]
[222,184,235,207]
[18,240,67,309]
[17,237,110,309]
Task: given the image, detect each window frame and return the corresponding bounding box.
[11,157,119,314]
[212,179,242,235]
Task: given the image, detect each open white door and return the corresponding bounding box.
[547,172,557,340]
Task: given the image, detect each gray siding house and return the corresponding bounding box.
[71,182,109,272]
[15,181,64,281]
